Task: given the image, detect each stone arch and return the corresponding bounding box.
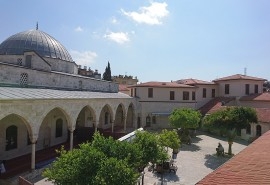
[37,106,73,131]
[37,107,70,150]
[98,104,114,129]
[126,103,135,128]
[0,114,33,159]
[75,105,97,142]
[114,103,126,128]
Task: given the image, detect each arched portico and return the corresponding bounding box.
[38,107,69,150]
[0,114,32,160]
[99,104,114,132]
[114,104,126,130]
[75,106,97,142]
[126,103,136,131]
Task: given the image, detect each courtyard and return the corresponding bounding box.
[142,131,248,185]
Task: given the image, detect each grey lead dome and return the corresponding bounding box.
[0,29,73,62]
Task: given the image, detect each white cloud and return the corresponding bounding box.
[75,26,83,32]
[104,31,130,44]
[70,50,97,67]
[111,17,118,24]
[121,2,169,25]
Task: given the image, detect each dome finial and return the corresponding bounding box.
[36,22,38,30]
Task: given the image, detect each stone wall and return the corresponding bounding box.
[0,63,118,92]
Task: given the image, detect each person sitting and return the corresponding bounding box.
[216,143,224,156]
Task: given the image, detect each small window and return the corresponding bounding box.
[212,89,215,98]
[131,88,134,97]
[225,84,230,94]
[6,125,18,151]
[55,119,63,138]
[192,91,196,100]
[246,124,251,135]
[255,84,258,94]
[170,91,175,100]
[134,88,137,97]
[20,73,28,86]
[148,88,153,98]
[183,91,189,100]
[203,88,206,98]
[245,84,250,95]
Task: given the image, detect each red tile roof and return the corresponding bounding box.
[129,81,195,88]
[213,74,266,82]
[118,84,129,92]
[175,78,215,85]
[197,130,270,185]
[256,108,270,123]
[239,93,270,101]
[199,97,235,115]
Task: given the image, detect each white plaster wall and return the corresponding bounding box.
[217,80,264,97]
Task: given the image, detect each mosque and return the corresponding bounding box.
[0,26,137,177]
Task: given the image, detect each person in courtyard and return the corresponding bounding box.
[216,143,224,156]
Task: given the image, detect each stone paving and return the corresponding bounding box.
[142,132,248,185]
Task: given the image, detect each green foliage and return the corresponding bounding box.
[158,129,180,150]
[203,106,258,155]
[132,131,169,167]
[95,158,139,185]
[43,144,106,185]
[169,108,201,129]
[102,61,112,81]
[91,132,142,169]
[203,107,258,131]
[43,133,139,185]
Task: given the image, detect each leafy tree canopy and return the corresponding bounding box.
[158,129,180,150]
[203,106,258,130]
[132,131,168,166]
[169,108,201,129]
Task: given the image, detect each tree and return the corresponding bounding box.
[43,133,140,185]
[169,108,201,143]
[102,61,112,81]
[203,106,257,155]
[158,129,181,153]
[43,144,106,185]
[95,158,139,185]
[132,131,168,168]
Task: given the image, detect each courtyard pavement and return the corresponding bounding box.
[1,132,248,185]
[142,131,248,185]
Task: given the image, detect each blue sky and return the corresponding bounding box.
[1,0,270,82]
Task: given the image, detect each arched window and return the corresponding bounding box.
[6,125,18,151]
[256,125,262,136]
[55,119,63,138]
[246,124,251,135]
[105,112,109,125]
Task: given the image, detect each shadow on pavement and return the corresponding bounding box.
[204,154,229,170]
[162,172,180,183]
[180,143,201,152]
[191,136,203,143]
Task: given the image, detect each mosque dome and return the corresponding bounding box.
[0,29,73,62]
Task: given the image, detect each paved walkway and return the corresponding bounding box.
[143,132,248,185]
